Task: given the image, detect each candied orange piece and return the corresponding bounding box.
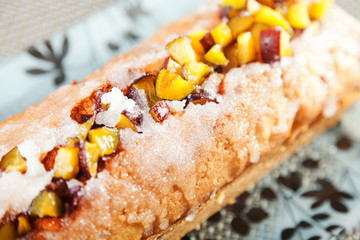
[166,37,198,65]
[210,22,233,47]
[29,190,65,218]
[221,0,246,10]
[228,15,255,38]
[0,147,27,173]
[204,44,229,66]
[116,114,137,132]
[84,142,101,178]
[53,147,79,180]
[308,0,333,20]
[0,222,15,240]
[256,6,292,32]
[88,127,119,157]
[155,69,194,100]
[188,30,207,55]
[182,62,212,85]
[17,215,31,236]
[288,1,311,29]
[237,32,257,65]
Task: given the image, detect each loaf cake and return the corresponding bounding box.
[0,0,360,239]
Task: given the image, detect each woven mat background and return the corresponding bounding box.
[0,0,358,62]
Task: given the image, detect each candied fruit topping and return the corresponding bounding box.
[183,62,212,85]
[221,0,246,10]
[188,30,208,54]
[84,142,101,178]
[309,0,333,20]
[0,147,27,173]
[256,6,292,32]
[116,114,137,132]
[53,147,80,180]
[228,15,255,38]
[78,116,94,140]
[167,37,198,65]
[237,32,256,65]
[288,1,311,29]
[0,222,15,240]
[204,44,229,66]
[29,190,65,218]
[155,69,194,101]
[210,22,233,47]
[88,127,119,157]
[17,215,31,236]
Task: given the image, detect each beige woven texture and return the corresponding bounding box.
[0,0,358,62]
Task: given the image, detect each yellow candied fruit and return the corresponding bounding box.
[17,215,31,237]
[29,190,65,218]
[256,6,292,32]
[0,147,27,173]
[257,0,274,8]
[164,58,183,77]
[78,117,94,140]
[155,69,194,101]
[116,114,137,132]
[250,22,271,54]
[204,44,229,66]
[0,222,15,240]
[308,0,333,20]
[53,147,80,180]
[288,1,311,29]
[237,32,257,65]
[188,30,207,55]
[280,28,292,58]
[85,142,101,178]
[227,15,255,38]
[131,74,160,107]
[247,0,262,14]
[182,62,212,85]
[66,138,79,148]
[88,127,119,157]
[166,37,198,65]
[210,22,233,47]
[221,0,246,10]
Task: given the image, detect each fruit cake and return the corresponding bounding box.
[0,0,360,239]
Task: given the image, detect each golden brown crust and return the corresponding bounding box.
[0,1,358,240]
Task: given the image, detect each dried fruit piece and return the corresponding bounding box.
[150,101,170,123]
[228,15,255,38]
[88,127,119,157]
[204,44,229,66]
[188,30,208,54]
[17,215,31,236]
[29,190,65,218]
[130,74,160,107]
[155,69,194,100]
[84,142,101,178]
[166,37,198,65]
[210,22,233,47]
[78,116,94,140]
[182,62,212,85]
[237,32,256,65]
[260,28,292,63]
[66,138,79,148]
[116,114,137,132]
[257,0,275,8]
[200,32,215,53]
[53,147,80,180]
[0,147,27,173]
[247,0,262,14]
[221,0,246,10]
[288,1,311,29]
[256,6,292,32]
[308,0,333,20]
[0,222,15,240]
[186,90,217,106]
[250,22,271,53]
[163,57,183,77]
